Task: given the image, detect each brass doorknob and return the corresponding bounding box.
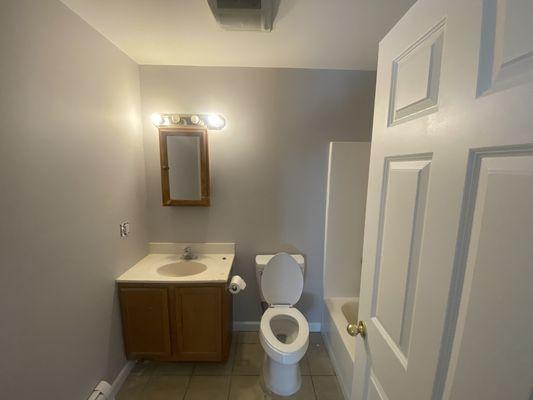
[347,321,367,338]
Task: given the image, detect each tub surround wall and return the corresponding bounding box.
[321,142,371,399]
[323,142,371,299]
[0,1,148,399]
[139,66,376,326]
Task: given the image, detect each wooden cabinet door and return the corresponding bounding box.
[174,286,222,361]
[119,287,172,359]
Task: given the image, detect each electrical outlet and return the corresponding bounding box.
[119,221,130,238]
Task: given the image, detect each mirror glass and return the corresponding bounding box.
[167,135,201,200]
[159,127,210,207]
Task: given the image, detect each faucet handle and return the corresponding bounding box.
[182,246,195,259]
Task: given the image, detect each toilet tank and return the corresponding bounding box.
[255,254,305,302]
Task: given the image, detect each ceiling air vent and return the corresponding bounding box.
[207,0,278,32]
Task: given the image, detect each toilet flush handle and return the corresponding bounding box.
[347,321,367,338]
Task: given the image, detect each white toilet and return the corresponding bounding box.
[255,253,309,396]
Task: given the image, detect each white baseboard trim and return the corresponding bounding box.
[110,360,135,399]
[234,321,321,332]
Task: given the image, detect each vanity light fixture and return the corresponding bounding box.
[207,113,225,129]
[150,112,163,125]
[190,115,201,125]
[150,113,227,131]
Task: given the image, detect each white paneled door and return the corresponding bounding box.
[352,1,533,399]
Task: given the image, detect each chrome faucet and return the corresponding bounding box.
[182,246,196,260]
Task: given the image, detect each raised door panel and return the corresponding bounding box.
[388,20,445,126]
[363,157,431,398]
[477,0,533,95]
[373,158,431,364]
[443,150,533,400]
[119,287,172,359]
[368,374,389,400]
[175,286,222,361]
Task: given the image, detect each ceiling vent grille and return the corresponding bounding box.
[207,0,277,32]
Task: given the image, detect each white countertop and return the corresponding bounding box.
[116,243,235,284]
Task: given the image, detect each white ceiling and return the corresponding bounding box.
[60,0,415,70]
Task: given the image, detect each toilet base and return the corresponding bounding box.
[262,354,302,396]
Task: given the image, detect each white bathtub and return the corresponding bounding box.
[322,297,359,400]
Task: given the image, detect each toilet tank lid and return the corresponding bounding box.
[255,254,305,267]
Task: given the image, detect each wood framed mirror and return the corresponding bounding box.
[159,126,210,206]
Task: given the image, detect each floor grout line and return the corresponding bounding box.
[180,370,193,400]
[118,332,342,400]
[227,374,234,400]
[311,375,321,400]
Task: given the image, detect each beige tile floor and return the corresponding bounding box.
[117,332,344,400]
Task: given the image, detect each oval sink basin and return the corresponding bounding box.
[157,261,207,277]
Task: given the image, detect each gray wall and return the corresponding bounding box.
[0,1,147,399]
[140,66,375,324]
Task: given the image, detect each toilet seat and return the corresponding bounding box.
[260,307,309,364]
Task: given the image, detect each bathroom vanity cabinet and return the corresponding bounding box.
[118,282,232,362]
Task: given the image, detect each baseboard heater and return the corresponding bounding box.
[87,381,113,400]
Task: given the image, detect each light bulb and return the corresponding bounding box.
[207,114,225,129]
[190,115,201,125]
[150,113,163,125]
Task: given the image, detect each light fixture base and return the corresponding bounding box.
[150,113,226,130]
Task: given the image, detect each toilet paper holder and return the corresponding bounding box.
[228,275,246,294]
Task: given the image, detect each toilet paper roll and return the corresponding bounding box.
[228,275,247,294]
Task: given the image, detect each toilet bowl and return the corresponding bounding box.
[256,253,309,396]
